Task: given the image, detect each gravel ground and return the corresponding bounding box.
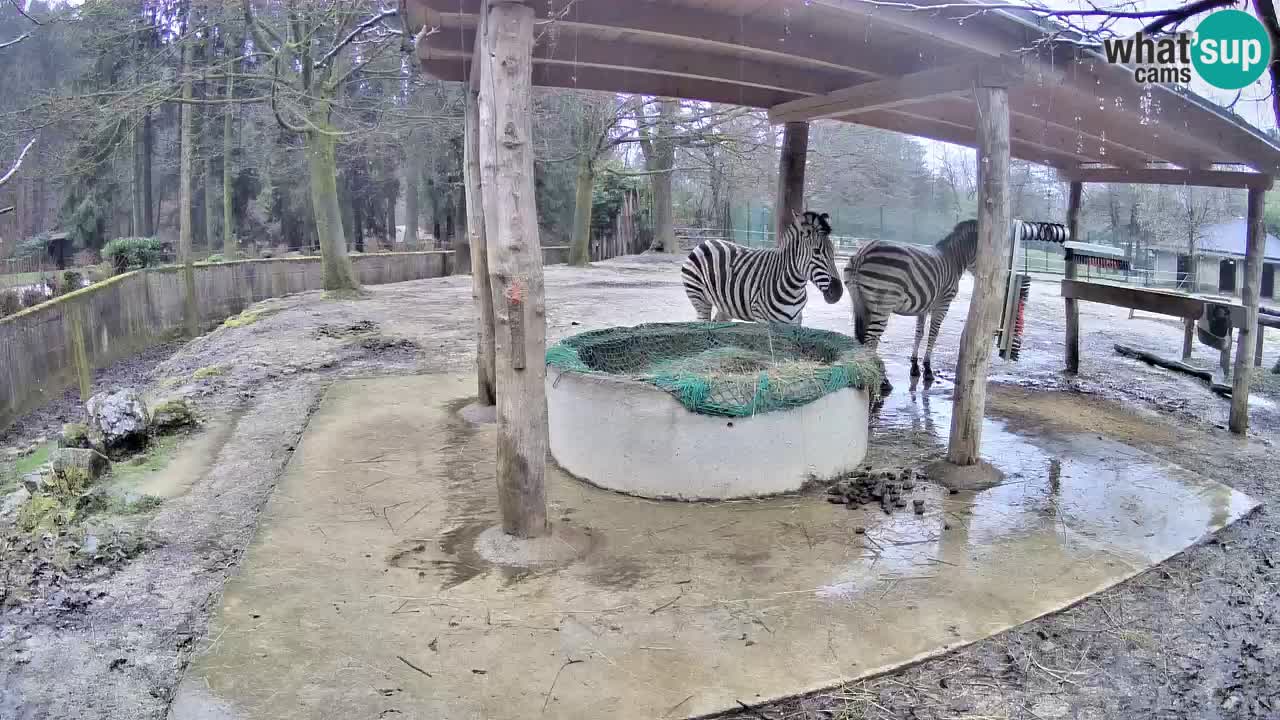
[1,254,1278,719]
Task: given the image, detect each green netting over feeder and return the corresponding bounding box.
[545,322,882,418]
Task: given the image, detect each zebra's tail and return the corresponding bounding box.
[843,254,869,344]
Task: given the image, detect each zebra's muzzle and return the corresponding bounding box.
[822,280,844,304]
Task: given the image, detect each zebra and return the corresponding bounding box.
[681,210,842,325]
[844,219,1068,384]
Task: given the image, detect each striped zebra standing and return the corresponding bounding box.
[844,219,1068,384]
[681,210,842,324]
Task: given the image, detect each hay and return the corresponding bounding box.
[546,322,880,417]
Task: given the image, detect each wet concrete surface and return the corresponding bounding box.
[169,373,1257,720]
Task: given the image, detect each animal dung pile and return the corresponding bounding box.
[826,465,928,515]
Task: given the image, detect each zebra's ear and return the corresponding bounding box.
[791,209,803,223]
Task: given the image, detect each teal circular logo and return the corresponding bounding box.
[1192,10,1272,90]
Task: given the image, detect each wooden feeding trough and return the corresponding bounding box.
[402,0,1280,536]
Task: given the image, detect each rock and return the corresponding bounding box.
[51,448,111,488]
[150,398,197,433]
[913,499,926,515]
[58,422,91,449]
[86,390,150,456]
[80,534,100,556]
[0,486,31,517]
[75,486,111,515]
[20,471,45,494]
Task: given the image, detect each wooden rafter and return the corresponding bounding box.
[1058,167,1274,190]
[768,58,1025,124]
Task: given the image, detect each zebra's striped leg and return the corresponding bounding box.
[714,307,731,321]
[910,314,926,377]
[922,308,948,382]
[685,283,715,321]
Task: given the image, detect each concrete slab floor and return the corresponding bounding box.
[169,373,1257,720]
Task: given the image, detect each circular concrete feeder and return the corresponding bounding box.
[545,323,874,501]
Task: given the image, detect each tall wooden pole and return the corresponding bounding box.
[478,0,548,537]
[464,4,496,406]
[1229,186,1266,433]
[775,121,809,242]
[1064,181,1082,374]
[947,86,1011,466]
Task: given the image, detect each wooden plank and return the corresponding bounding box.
[1183,317,1194,361]
[421,56,802,111]
[1230,187,1266,433]
[463,12,495,405]
[775,121,808,243]
[1012,85,1213,170]
[422,26,858,97]
[947,85,1010,467]
[1064,182,1082,374]
[769,58,1023,124]
[415,0,932,78]
[1256,324,1264,368]
[477,0,548,538]
[843,109,1083,170]
[1059,167,1274,191]
[1061,279,1207,318]
[883,98,1153,169]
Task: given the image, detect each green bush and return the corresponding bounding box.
[102,237,164,273]
[204,253,224,263]
[58,270,84,295]
[0,289,19,317]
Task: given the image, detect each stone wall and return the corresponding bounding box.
[1,248,574,432]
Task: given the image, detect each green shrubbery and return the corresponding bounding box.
[102,237,164,273]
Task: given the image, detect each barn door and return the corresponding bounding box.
[1218,259,1237,294]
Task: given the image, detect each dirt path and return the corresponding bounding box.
[1,255,1277,719]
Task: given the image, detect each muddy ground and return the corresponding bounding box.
[1,254,1278,719]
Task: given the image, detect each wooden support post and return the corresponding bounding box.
[775,121,808,242]
[464,26,496,406]
[1256,326,1264,367]
[1064,181,1082,374]
[947,86,1011,466]
[478,0,549,537]
[1182,317,1194,361]
[1229,187,1267,433]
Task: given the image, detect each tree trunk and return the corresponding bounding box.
[478,0,548,538]
[464,86,493,401]
[142,111,154,236]
[1064,181,1082,374]
[775,121,809,243]
[222,43,237,259]
[178,31,198,337]
[568,154,593,266]
[351,197,365,253]
[403,148,420,251]
[651,99,678,253]
[203,111,218,254]
[132,118,144,236]
[305,121,361,292]
[1230,188,1267,433]
[947,86,1011,466]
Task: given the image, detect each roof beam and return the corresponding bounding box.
[1058,167,1274,190]
[422,27,856,97]
[768,58,1024,124]
[420,57,804,109]
[415,0,933,79]
[846,109,1084,169]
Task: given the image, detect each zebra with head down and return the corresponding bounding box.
[681,210,842,325]
[844,219,1069,385]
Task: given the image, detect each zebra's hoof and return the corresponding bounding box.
[909,360,921,378]
[923,366,935,383]
[879,379,894,396]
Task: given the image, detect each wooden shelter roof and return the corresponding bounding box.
[405,0,1280,178]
